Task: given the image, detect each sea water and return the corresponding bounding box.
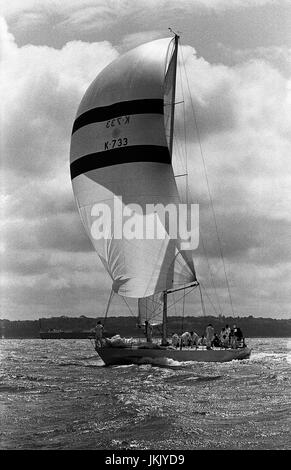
[0,338,290,449]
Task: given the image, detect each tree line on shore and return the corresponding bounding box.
[0,315,290,338]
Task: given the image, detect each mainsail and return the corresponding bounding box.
[138,294,163,327]
[70,37,196,299]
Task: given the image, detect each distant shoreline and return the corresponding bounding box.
[1,315,290,339]
[0,336,290,339]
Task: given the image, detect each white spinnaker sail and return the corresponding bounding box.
[70,38,196,298]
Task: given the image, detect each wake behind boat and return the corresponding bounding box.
[70,33,251,366]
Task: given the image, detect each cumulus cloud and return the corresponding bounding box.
[171,42,291,316]
[174,44,291,221]
[0,0,285,50]
[217,43,291,77]
[1,17,119,318]
[1,18,118,178]
[0,0,279,21]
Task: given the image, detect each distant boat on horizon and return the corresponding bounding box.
[39,329,94,339]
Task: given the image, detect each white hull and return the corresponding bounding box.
[96,345,251,366]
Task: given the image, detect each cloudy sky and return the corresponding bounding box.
[1,0,291,320]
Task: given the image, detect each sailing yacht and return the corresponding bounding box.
[70,34,251,365]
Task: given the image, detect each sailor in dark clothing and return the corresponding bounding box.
[212,333,221,348]
[230,326,237,348]
[234,327,245,347]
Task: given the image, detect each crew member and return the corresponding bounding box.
[144,321,153,343]
[95,321,104,347]
[205,323,215,350]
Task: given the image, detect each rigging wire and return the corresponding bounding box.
[199,281,220,317]
[198,231,224,316]
[175,45,223,316]
[180,45,235,317]
[178,53,189,205]
[166,284,198,313]
[102,289,114,328]
[121,296,137,318]
[180,288,186,335]
[140,295,163,322]
[173,291,177,317]
[198,283,207,317]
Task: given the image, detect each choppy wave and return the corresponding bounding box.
[0,337,290,450]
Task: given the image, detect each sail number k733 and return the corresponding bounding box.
[104,137,128,150]
[106,116,130,127]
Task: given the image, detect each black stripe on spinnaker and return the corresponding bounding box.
[70,145,171,179]
[72,99,164,134]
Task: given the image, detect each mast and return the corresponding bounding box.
[162,291,168,345]
[161,33,179,346]
[169,33,179,157]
